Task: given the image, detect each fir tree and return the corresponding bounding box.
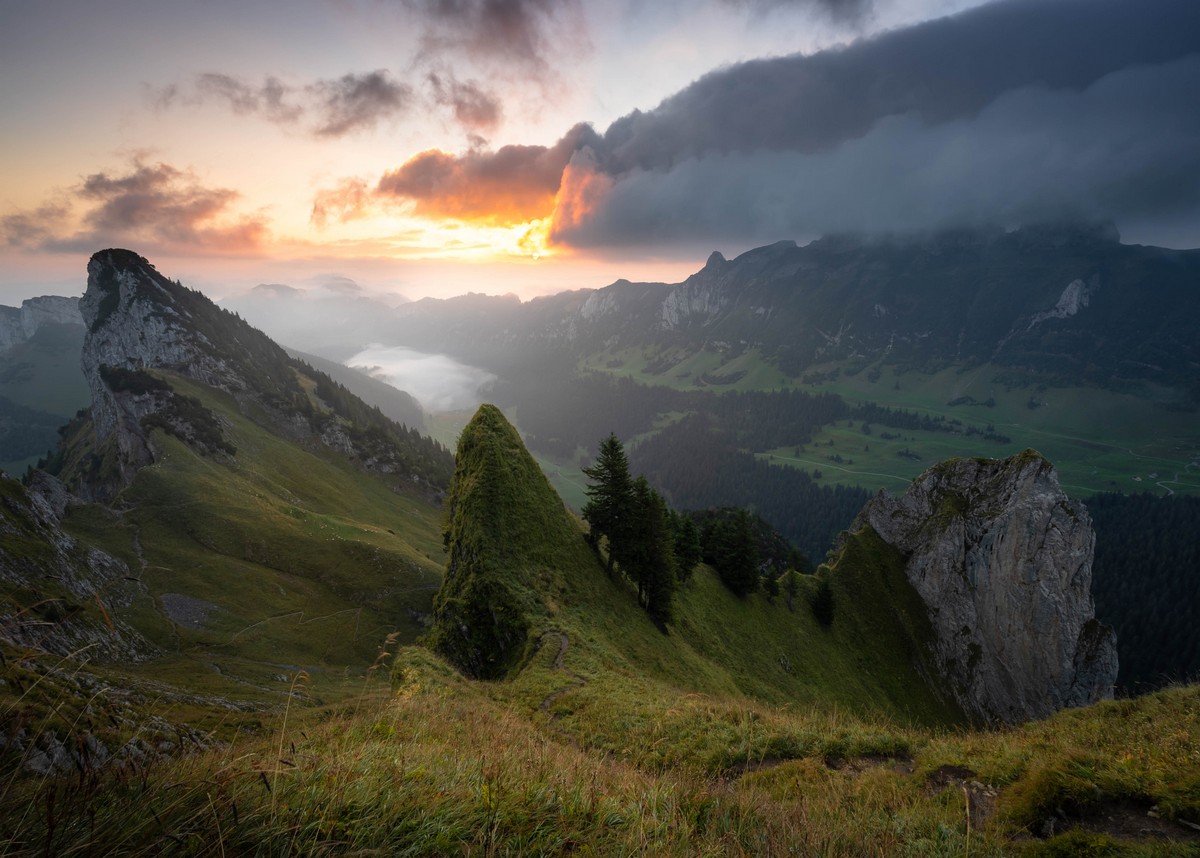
[669,510,702,583]
[581,433,633,576]
[621,477,677,626]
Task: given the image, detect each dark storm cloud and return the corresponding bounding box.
[1,159,268,253]
[594,0,1200,175]
[399,0,585,73]
[427,72,502,132]
[153,71,411,137]
[534,0,1200,247]
[554,56,1200,246]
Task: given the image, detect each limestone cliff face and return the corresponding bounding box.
[80,250,246,441]
[68,249,452,502]
[849,451,1117,724]
[0,296,83,352]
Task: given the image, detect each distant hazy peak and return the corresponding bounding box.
[0,295,83,352]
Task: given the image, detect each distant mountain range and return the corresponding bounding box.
[377,221,1199,397]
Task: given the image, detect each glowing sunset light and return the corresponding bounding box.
[2,0,1198,303]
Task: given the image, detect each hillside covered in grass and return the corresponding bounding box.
[2,405,1197,855]
[1,252,462,767]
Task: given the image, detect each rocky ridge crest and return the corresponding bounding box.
[0,295,83,352]
[848,451,1118,724]
[69,249,451,502]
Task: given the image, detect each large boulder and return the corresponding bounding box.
[848,450,1118,724]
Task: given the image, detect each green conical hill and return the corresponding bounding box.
[429,404,598,679]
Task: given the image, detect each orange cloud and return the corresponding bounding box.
[311,178,373,228]
[375,123,599,226]
[546,149,614,242]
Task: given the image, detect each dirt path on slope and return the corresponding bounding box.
[537,632,588,714]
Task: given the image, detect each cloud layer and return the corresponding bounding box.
[347,343,495,411]
[369,0,1200,247]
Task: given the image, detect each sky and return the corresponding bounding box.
[2,0,1199,305]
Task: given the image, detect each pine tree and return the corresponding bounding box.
[623,477,677,626]
[581,433,633,576]
[703,509,760,597]
[670,511,702,583]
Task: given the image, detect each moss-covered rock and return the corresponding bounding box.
[427,404,590,679]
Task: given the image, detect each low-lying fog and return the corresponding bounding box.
[346,344,495,413]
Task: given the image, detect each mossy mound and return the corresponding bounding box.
[428,404,594,678]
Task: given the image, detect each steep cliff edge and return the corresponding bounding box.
[847,450,1117,723]
[63,249,450,501]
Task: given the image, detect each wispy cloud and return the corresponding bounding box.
[2,157,268,254]
[398,0,587,75]
[311,71,414,136]
[718,0,875,24]
[427,71,502,132]
[311,178,374,228]
[153,70,412,137]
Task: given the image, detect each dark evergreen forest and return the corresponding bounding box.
[1087,492,1200,692]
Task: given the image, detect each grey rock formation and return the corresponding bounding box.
[0,295,83,352]
[849,450,1117,724]
[73,250,247,499]
[0,472,156,662]
[80,250,243,440]
[70,248,447,501]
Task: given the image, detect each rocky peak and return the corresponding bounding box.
[81,250,250,405]
[75,251,255,496]
[65,249,452,503]
[848,450,1117,724]
[0,295,83,352]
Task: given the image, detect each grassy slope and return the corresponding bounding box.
[3,611,1196,855]
[10,371,446,711]
[2,403,1198,855]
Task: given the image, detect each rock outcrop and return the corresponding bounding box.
[848,450,1117,724]
[0,471,155,662]
[65,249,451,502]
[81,250,246,440]
[0,295,83,352]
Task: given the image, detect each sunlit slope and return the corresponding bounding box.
[428,403,963,726]
[55,371,446,700]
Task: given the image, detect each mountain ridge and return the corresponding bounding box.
[379,221,1200,395]
[58,248,451,502]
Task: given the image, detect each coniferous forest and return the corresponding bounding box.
[1088,492,1200,691]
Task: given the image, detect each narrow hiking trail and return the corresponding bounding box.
[536,632,589,715]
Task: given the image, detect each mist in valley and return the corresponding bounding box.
[345,344,495,413]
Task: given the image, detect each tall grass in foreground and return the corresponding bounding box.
[2,647,1196,856]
